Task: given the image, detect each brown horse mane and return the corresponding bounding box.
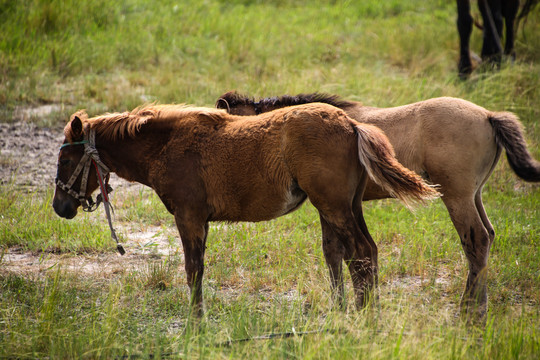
[65,104,227,142]
[217,91,358,112]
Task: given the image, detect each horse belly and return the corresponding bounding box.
[208,176,307,222]
[242,183,307,222]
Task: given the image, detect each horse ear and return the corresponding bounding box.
[215,98,230,111]
[71,116,83,139]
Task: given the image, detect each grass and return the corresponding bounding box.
[1,0,539,358]
[0,185,113,252]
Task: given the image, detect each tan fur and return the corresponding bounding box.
[218,93,540,318]
[65,105,226,142]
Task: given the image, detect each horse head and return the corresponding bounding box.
[52,113,103,219]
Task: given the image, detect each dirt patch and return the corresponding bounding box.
[0,121,64,188]
[0,120,139,191]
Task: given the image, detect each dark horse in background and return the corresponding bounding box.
[457,0,538,77]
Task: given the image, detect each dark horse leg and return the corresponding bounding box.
[175,214,209,318]
[314,175,377,309]
[457,0,475,77]
[502,0,520,58]
[479,0,504,66]
[457,0,519,77]
[352,195,379,291]
[324,208,376,309]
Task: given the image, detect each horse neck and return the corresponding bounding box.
[94,134,155,187]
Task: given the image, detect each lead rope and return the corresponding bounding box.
[92,160,125,255]
[84,129,125,255]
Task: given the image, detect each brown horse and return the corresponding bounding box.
[52,103,439,316]
[216,91,540,317]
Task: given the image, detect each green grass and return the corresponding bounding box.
[1,0,539,358]
[0,185,113,252]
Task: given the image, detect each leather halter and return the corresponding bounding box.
[55,129,111,212]
[55,128,125,255]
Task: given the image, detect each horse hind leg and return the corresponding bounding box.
[475,189,496,246]
[319,207,379,311]
[353,195,379,289]
[479,0,504,64]
[443,196,492,319]
[318,208,376,309]
[319,185,377,309]
[320,216,346,308]
[472,145,501,249]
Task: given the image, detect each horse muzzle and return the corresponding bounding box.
[52,191,79,219]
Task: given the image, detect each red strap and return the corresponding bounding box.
[92,160,109,202]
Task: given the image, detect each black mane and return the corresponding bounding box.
[216,91,357,113]
[257,93,356,110]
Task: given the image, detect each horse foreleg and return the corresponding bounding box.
[444,196,492,320]
[457,0,474,77]
[320,216,346,308]
[502,0,519,57]
[175,217,209,318]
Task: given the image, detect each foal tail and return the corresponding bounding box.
[354,124,440,208]
[488,112,540,182]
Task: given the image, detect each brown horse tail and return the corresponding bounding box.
[488,112,540,182]
[353,124,440,208]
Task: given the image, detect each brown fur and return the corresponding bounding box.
[53,102,439,316]
[216,91,540,318]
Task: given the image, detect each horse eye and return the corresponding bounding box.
[59,159,72,167]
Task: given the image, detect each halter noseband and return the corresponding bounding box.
[55,130,111,212]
